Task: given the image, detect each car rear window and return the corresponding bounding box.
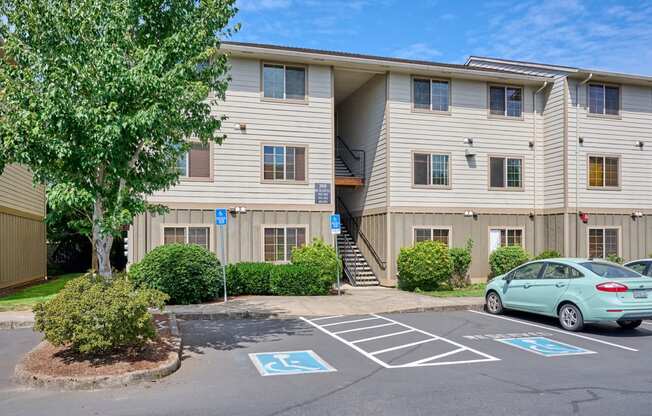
[580,262,641,278]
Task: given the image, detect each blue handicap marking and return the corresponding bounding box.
[215,208,228,226]
[249,350,337,376]
[497,337,596,357]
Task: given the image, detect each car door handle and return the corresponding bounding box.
[555,283,567,288]
[523,283,531,289]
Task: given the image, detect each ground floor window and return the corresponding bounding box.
[163,226,210,250]
[413,227,450,246]
[263,226,307,262]
[588,228,619,259]
[489,228,523,253]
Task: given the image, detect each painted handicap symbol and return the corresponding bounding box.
[264,353,322,373]
[497,337,596,357]
[250,350,337,376]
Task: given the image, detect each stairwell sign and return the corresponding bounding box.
[330,214,341,235]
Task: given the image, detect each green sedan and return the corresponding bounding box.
[484,258,652,331]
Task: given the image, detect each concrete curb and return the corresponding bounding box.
[0,320,34,330]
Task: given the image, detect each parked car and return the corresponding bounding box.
[624,259,652,277]
[485,258,652,331]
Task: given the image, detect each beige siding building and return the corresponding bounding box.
[0,164,47,289]
[128,42,652,286]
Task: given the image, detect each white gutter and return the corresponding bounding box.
[574,72,592,255]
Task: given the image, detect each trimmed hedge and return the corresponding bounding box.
[489,246,530,277]
[397,241,453,292]
[269,264,335,296]
[533,250,562,260]
[449,239,474,288]
[291,238,341,279]
[225,262,275,296]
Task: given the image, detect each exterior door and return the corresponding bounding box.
[501,262,546,311]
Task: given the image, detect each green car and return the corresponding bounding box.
[484,258,652,331]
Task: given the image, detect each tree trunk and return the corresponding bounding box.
[89,237,99,272]
[92,200,113,279]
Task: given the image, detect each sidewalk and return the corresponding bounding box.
[0,311,35,329]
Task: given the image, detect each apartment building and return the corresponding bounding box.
[128,42,652,286]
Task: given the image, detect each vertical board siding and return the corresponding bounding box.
[0,212,47,289]
[0,164,46,217]
[569,214,652,260]
[351,213,388,282]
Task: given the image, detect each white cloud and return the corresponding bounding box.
[395,43,443,61]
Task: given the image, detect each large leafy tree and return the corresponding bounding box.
[0,0,237,277]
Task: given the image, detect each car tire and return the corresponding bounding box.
[617,319,642,330]
[558,303,584,332]
[485,291,503,315]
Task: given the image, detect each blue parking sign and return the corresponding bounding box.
[330,214,341,235]
[215,208,228,226]
[497,337,595,357]
[249,351,337,376]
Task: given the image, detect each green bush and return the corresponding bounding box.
[291,238,341,279]
[449,239,474,288]
[606,254,624,264]
[533,250,562,260]
[33,274,167,355]
[397,241,453,292]
[226,262,275,296]
[489,246,530,277]
[269,264,335,296]
[129,244,221,304]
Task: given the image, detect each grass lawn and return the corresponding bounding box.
[419,283,486,298]
[0,273,83,312]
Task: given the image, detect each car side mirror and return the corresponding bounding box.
[504,274,513,282]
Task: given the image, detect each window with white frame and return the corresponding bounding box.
[413,153,450,187]
[263,145,307,182]
[414,228,450,246]
[489,85,522,117]
[489,156,523,189]
[413,78,450,112]
[263,63,306,100]
[489,228,523,253]
[264,226,307,262]
[177,142,210,178]
[588,228,619,259]
[163,226,210,250]
[588,83,619,115]
[588,155,619,188]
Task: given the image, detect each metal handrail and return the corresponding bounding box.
[336,136,365,179]
[339,232,359,286]
[336,196,387,270]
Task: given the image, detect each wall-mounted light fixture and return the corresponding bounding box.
[632,211,644,219]
[234,122,247,131]
[635,140,644,149]
[464,138,474,145]
[230,206,248,214]
[529,140,535,149]
[578,136,585,144]
[464,210,476,218]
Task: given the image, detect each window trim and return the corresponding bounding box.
[260,61,309,104]
[586,82,622,119]
[487,83,525,120]
[160,224,213,252]
[260,224,309,263]
[411,226,453,247]
[411,76,452,115]
[178,140,214,183]
[487,226,525,257]
[587,226,622,259]
[487,154,525,191]
[260,143,310,185]
[586,154,621,191]
[411,150,452,189]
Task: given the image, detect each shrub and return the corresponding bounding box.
[606,254,624,264]
[533,250,562,260]
[129,244,221,304]
[397,241,453,292]
[291,238,341,279]
[489,246,530,277]
[33,274,167,354]
[269,264,335,296]
[449,239,474,288]
[226,262,275,296]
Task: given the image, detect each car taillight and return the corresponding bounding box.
[596,282,629,293]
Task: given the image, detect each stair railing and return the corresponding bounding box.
[336,197,386,271]
[339,231,360,286]
[336,136,365,179]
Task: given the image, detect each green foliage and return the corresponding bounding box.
[533,250,562,260]
[291,238,341,279]
[33,274,167,354]
[269,264,335,296]
[449,239,474,288]
[397,241,453,292]
[606,254,624,264]
[225,262,275,296]
[489,246,530,277]
[129,244,221,304]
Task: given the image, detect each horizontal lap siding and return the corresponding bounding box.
[0,164,46,217]
[0,212,47,289]
[543,78,566,209]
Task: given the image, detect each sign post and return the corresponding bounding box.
[215,208,228,303]
[330,214,341,296]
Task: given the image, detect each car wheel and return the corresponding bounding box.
[558,303,584,332]
[486,291,503,315]
[617,319,642,330]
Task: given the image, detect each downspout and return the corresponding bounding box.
[533,81,548,255]
[575,73,592,256]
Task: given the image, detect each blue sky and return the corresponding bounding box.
[231,0,652,75]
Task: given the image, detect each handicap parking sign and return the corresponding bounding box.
[249,350,337,376]
[497,337,595,357]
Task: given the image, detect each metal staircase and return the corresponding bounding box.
[337,225,380,286]
[335,156,354,177]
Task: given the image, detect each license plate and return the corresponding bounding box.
[633,290,648,299]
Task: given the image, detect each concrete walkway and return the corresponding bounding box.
[0,310,35,329]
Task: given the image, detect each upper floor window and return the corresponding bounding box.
[263,145,307,182]
[264,226,307,262]
[163,226,210,251]
[489,85,522,117]
[263,63,306,101]
[588,155,619,188]
[489,156,523,189]
[588,227,619,259]
[588,83,619,116]
[177,142,210,179]
[413,78,450,112]
[414,228,450,246]
[413,153,450,187]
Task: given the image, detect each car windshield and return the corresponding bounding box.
[580,262,641,279]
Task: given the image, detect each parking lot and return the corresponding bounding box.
[3,310,652,416]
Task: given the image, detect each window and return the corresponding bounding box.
[580,262,639,279]
[588,228,619,259]
[489,157,523,189]
[489,85,522,117]
[511,263,544,280]
[177,142,211,179]
[163,226,210,250]
[263,226,307,262]
[414,228,450,246]
[489,228,523,253]
[263,145,307,182]
[626,262,649,276]
[413,153,450,187]
[413,78,450,112]
[263,63,306,101]
[588,83,619,115]
[541,263,584,279]
[588,156,619,188]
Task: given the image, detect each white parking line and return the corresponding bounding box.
[321,317,380,327]
[467,310,638,352]
[401,348,466,367]
[332,322,395,335]
[310,315,345,322]
[350,329,415,344]
[369,338,437,356]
